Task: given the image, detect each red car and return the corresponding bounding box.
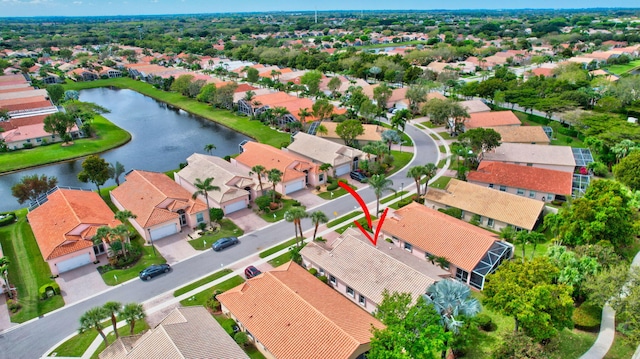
[244,266,262,279]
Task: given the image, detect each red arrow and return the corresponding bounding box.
[338,182,388,246]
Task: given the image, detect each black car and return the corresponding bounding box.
[350,171,367,183]
[245,265,262,279]
[212,236,239,251]
[139,264,171,281]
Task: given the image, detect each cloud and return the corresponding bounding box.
[73,0,82,4]
[1,0,51,4]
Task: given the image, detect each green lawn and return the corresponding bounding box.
[259,238,299,258]
[100,239,167,286]
[53,318,148,358]
[380,191,409,204]
[187,219,244,250]
[64,78,290,148]
[421,121,439,129]
[389,150,413,174]
[180,275,245,307]
[437,131,453,140]
[415,123,427,129]
[438,145,447,153]
[604,59,640,75]
[268,252,294,267]
[430,176,452,189]
[259,200,305,222]
[335,215,376,235]
[327,211,362,228]
[437,158,447,168]
[317,183,356,200]
[173,268,233,297]
[0,114,130,174]
[513,111,584,147]
[0,210,65,323]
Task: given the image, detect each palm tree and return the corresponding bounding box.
[368,174,395,216]
[310,211,328,241]
[424,280,482,358]
[267,169,283,203]
[284,207,308,245]
[79,306,110,346]
[407,165,425,196]
[103,301,122,339]
[94,226,113,248]
[515,231,529,262]
[0,257,12,299]
[120,303,146,336]
[203,143,216,155]
[192,177,220,227]
[111,225,130,259]
[249,165,267,195]
[421,163,438,196]
[114,210,137,258]
[110,161,125,186]
[115,210,137,225]
[297,108,311,126]
[528,232,546,260]
[381,130,402,152]
[319,163,333,181]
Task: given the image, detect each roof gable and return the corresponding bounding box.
[236,142,318,182]
[468,161,573,195]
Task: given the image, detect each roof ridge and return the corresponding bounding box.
[58,189,82,233]
[135,170,169,203]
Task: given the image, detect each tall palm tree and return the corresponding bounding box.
[115,210,137,225]
[310,211,328,241]
[381,130,402,152]
[319,163,333,181]
[114,210,137,257]
[103,301,122,339]
[267,169,283,203]
[297,107,311,126]
[424,280,482,358]
[422,163,438,196]
[0,257,12,299]
[111,225,130,259]
[368,174,395,216]
[79,306,110,346]
[284,207,308,245]
[120,303,146,336]
[203,143,216,155]
[515,231,529,262]
[407,165,425,197]
[528,232,546,260]
[94,226,113,248]
[192,177,220,227]
[249,165,267,195]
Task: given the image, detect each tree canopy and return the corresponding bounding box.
[11,174,58,204]
[77,155,111,193]
[336,119,364,147]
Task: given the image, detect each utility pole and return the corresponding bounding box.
[315,7,318,24]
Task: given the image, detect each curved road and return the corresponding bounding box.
[0,123,439,359]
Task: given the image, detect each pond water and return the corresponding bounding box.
[0,87,251,212]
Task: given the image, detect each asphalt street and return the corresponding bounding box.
[0,122,438,359]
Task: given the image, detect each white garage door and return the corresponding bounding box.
[285,180,305,194]
[224,200,246,214]
[335,164,351,176]
[57,253,91,273]
[149,223,178,240]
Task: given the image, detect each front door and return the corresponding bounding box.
[178,209,187,227]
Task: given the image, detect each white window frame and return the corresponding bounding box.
[329,275,336,285]
[529,191,536,198]
[499,185,507,192]
[404,242,413,252]
[487,218,495,228]
[358,295,366,306]
[516,188,524,195]
[346,286,355,297]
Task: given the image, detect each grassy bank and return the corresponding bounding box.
[64,78,290,148]
[0,114,130,174]
[0,210,65,323]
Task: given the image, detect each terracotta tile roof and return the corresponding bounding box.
[111,170,207,228]
[465,111,521,129]
[27,189,119,260]
[468,161,573,195]
[488,126,550,144]
[375,202,500,272]
[317,122,383,142]
[99,306,248,359]
[0,74,28,84]
[217,262,384,359]
[0,100,53,112]
[301,228,438,305]
[482,143,576,169]
[235,142,318,182]
[425,179,545,230]
[531,67,554,77]
[0,114,48,132]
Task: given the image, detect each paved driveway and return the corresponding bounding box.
[154,231,199,265]
[226,208,269,233]
[55,260,110,305]
[287,189,327,209]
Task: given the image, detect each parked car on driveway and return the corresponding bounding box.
[212,236,239,251]
[350,171,367,183]
[245,265,262,279]
[139,264,171,281]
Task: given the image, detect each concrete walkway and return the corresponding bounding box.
[579,250,640,359]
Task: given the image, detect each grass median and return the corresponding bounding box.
[65,78,290,148]
[0,114,130,174]
[187,219,244,250]
[180,275,245,307]
[173,268,233,297]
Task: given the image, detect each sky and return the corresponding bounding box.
[1,0,639,17]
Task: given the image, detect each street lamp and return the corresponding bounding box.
[400,182,404,200]
[147,228,156,257]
